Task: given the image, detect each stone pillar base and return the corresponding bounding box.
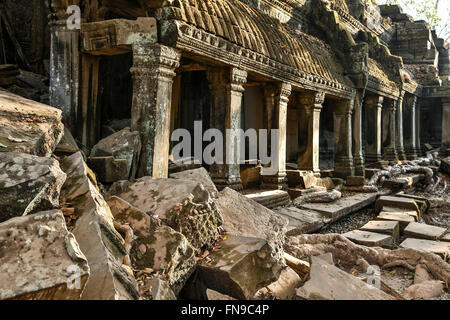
[334,158,355,179]
[404,148,418,160]
[261,174,288,190]
[353,156,365,176]
[213,177,243,191]
[397,149,407,161]
[383,147,399,163]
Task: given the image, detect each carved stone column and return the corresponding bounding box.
[404,95,418,160]
[415,100,423,157]
[130,43,181,179]
[49,19,80,131]
[441,98,450,156]
[334,99,355,178]
[261,82,292,190]
[297,91,324,176]
[364,95,384,166]
[207,67,247,191]
[352,90,365,176]
[396,91,407,160]
[382,99,399,163]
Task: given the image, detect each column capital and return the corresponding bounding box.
[278,82,292,101]
[230,68,247,93]
[298,91,325,108]
[131,44,181,76]
[365,95,384,107]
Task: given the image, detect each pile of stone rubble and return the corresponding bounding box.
[0,91,449,300]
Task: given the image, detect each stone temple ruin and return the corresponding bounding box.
[0,0,449,301]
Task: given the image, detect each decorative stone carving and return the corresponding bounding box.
[396,91,407,160]
[403,94,419,159]
[382,99,399,162]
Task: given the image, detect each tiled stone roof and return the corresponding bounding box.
[169,0,351,87]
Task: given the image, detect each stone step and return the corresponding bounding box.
[442,234,450,242]
[380,207,419,222]
[375,196,421,215]
[244,189,291,209]
[299,193,378,221]
[382,174,424,190]
[403,222,448,240]
[399,238,450,258]
[360,220,400,244]
[288,186,327,199]
[275,206,329,235]
[377,212,415,231]
[343,230,393,248]
[393,193,430,212]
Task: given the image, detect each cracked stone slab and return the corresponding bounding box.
[275,206,328,235]
[0,210,89,300]
[299,193,378,221]
[360,220,400,244]
[377,211,416,230]
[0,152,66,223]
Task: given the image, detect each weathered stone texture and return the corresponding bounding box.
[60,152,139,300]
[0,90,63,156]
[0,152,66,223]
[0,210,89,300]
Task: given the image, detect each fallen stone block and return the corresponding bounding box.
[54,126,79,156]
[147,276,177,300]
[377,212,415,230]
[107,196,195,295]
[0,152,66,223]
[0,210,89,300]
[403,280,444,300]
[343,230,393,248]
[275,206,328,235]
[295,256,394,300]
[375,196,421,214]
[345,176,365,187]
[207,289,235,300]
[109,177,223,249]
[442,233,450,242]
[244,189,291,209]
[360,220,400,244]
[60,152,139,300]
[240,165,261,189]
[0,89,63,156]
[404,222,448,241]
[216,187,287,261]
[90,127,141,180]
[381,207,419,221]
[440,157,450,175]
[189,235,284,300]
[170,167,219,199]
[399,238,450,258]
[288,186,326,199]
[88,156,129,183]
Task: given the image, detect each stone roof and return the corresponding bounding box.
[165,0,353,91]
[367,58,399,97]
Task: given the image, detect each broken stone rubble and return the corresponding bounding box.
[0,210,89,300]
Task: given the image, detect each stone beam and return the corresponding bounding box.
[207,67,247,191]
[296,91,324,175]
[131,43,181,178]
[81,18,157,55]
[334,99,355,178]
